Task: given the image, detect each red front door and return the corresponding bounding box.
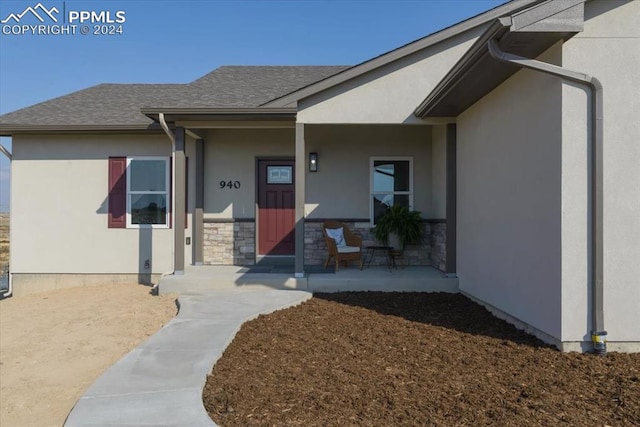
[257,160,295,255]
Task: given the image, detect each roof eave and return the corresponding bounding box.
[415,0,585,118]
[141,107,298,123]
[413,19,511,118]
[0,123,162,137]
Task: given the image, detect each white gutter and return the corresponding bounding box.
[0,270,11,299]
[1,267,11,298]
[0,144,11,161]
[158,112,176,145]
[159,113,176,275]
[488,39,606,355]
[0,143,10,297]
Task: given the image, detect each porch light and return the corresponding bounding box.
[309,152,318,172]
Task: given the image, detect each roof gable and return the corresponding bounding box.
[263,0,551,108]
[415,0,586,118]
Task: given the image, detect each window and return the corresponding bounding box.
[126,157,169,227]
[370,157,413,225]
[267,166,293,184]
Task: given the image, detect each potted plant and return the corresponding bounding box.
[373,204,423,249]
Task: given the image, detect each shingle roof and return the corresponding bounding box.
[182,66,351,108]
[0,66,349,131]
[0,1,548,133]
[0,84,183,128]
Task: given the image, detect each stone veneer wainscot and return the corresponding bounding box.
[203,220,255,265]
[202,218,446,270]
[304,220,446,270]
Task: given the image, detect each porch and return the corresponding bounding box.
[156,121,457,278]
[158,264,458,295]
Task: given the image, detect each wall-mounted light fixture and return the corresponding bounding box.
[309,152,318,172]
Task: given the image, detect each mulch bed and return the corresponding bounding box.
[203,292,640,426]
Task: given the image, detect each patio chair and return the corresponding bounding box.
[322,221,363,272]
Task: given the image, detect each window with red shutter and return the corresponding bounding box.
[108,157,127,228]
[127,157,170,228]
[109,156,172,229]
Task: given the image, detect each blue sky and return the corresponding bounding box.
[0,0,506,211]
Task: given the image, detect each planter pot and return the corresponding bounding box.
[388,232,402,250]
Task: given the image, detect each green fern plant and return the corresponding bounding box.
[373,205,423,248]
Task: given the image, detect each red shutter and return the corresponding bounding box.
[108,157,127,228]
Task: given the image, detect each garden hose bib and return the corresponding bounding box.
[591,330,607,356]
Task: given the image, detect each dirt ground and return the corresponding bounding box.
[205,292,640,427]
[0,284,177,427]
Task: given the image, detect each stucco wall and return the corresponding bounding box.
[202,125,436,221]
[10,134,181,275]
[304,125,433,219]
[457,44,564,340]
[297,26,486,124]
[561,0,640,343]
[203,128,294,219]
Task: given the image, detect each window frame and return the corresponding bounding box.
[126,156,170,229]
[369,156,414,226]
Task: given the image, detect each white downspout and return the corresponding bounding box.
[1,266,11,298]
[0,144,11,161]
[0,143,11,298]
[159,113,176,275]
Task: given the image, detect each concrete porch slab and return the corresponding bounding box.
[159,265,458,295]
[308,266,459,293]
[159,265,306,294]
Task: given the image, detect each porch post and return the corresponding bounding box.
[294,123,306,277]
[194,139,204,265]
[445,123,457,276]
[174,127,186,274]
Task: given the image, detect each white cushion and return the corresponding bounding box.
[337,245,360,254]
[326,227,346,247]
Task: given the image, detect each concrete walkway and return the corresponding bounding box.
[64,289,312,426]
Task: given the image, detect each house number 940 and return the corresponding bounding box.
[220,180,241,189]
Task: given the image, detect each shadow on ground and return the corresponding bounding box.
[238,257,334,274]
[314,291,552,349]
